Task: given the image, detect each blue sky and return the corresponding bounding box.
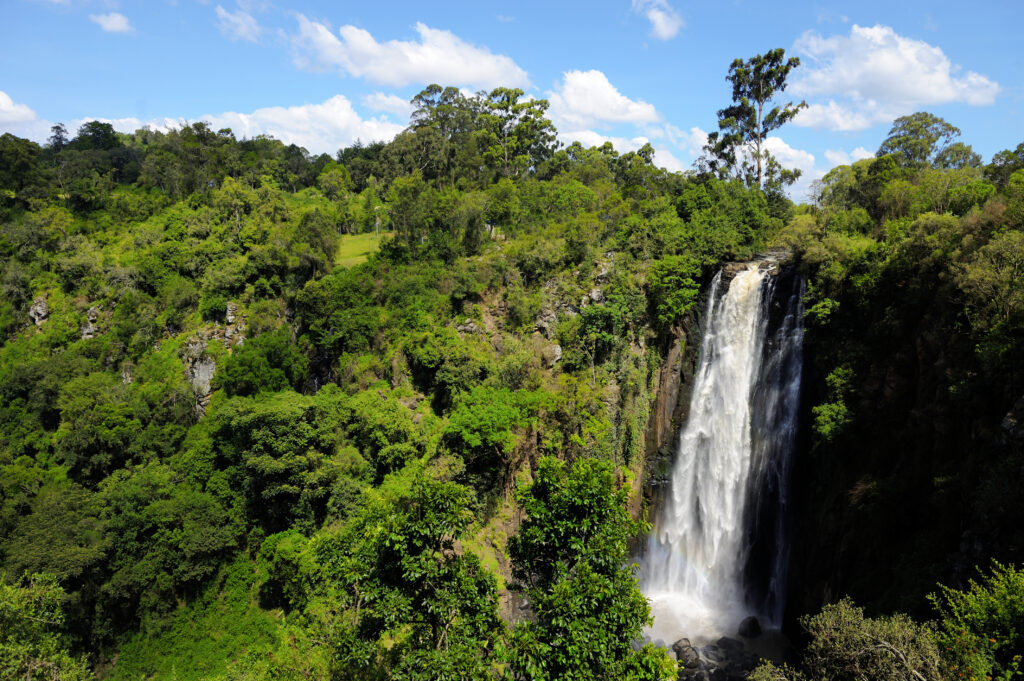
[2,0,1022,198]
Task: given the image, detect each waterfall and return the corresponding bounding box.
[640,262,803,644]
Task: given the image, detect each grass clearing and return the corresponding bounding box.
[335,231,393,268]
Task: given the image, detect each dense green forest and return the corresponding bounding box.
[1,70,1023,680]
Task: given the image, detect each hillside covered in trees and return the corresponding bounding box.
[1,73,1023,680]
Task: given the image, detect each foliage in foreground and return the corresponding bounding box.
[507,456,675,680]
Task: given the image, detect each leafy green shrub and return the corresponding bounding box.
[647,254,700,329]
[214,330,309,397]
[749,598,944,681]
[507,456,675,680]
[199,293,227,323]
[0,573,92,681]
[930,562,1024,681]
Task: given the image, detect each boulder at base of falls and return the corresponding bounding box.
[738,615,762,638]
[672,639,700,668]
[675,640,760,681]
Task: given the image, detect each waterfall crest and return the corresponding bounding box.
[640,262,803,644]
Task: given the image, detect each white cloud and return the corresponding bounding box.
[653,148,685,172]
[792,24,1000,131]
[558,129,686,173]
[824,149,849,167]
[561,129,649,152]
[1,95,404,156]
[200,96,404,153]
[823,146,874,168]
[216,5,261,42]
[548,70,660,129]
[0,91,38,126]
[89,12,134,34]
[851,146,874,161]
[645,123,708,158]
[632,0,684,41]
[361,92,414,121]
[291,16,530,90]
[763,136,816,176]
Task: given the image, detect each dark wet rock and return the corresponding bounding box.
[671,638,691,655]
[672,639,700,668]
[738,615,762,638]
[716,637,743,652]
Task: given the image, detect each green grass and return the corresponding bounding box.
[335,231,393,268]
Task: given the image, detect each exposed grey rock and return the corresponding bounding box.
[456,318,480,334]
[81,306,100,339]
[225,302,238,324]
[738,615,762,638]
[182,338,216,418]
[29,296,48,326]
[589,287,605,304]
[541,343,562,368]
[672,639,700,668]
[535,308,558,338]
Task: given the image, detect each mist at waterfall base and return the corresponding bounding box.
[640,263,804,646]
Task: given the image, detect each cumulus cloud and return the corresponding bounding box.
[216,5,261,42]
[792,24,1000,131]
[1,94,404,156]
[198,96,404,153]
[548,70,660,129]
[824,146,874,167]
[557,129,685,173]
[763,136,816,175]
[361,92,414,122]
[646,123,708,158]
[0,91,38,126]
[632,0,684,41]
[560,129,649,152]
[763,137,822,202]
[291,16,530,90]
[89,12,134,34]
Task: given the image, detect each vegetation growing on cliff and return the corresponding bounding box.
[0,48,1022,679]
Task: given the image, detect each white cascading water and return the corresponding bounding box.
[640,262,803,644]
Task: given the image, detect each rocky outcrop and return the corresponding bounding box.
[540,342,562,368]
[1000,393,1024,447]
[29,296,48,326]
[673,637,761,681]
[81,306,100,339]
[182,337,216,418]
[737,616,762,639]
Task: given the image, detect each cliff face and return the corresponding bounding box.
[783,266,1024,625]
